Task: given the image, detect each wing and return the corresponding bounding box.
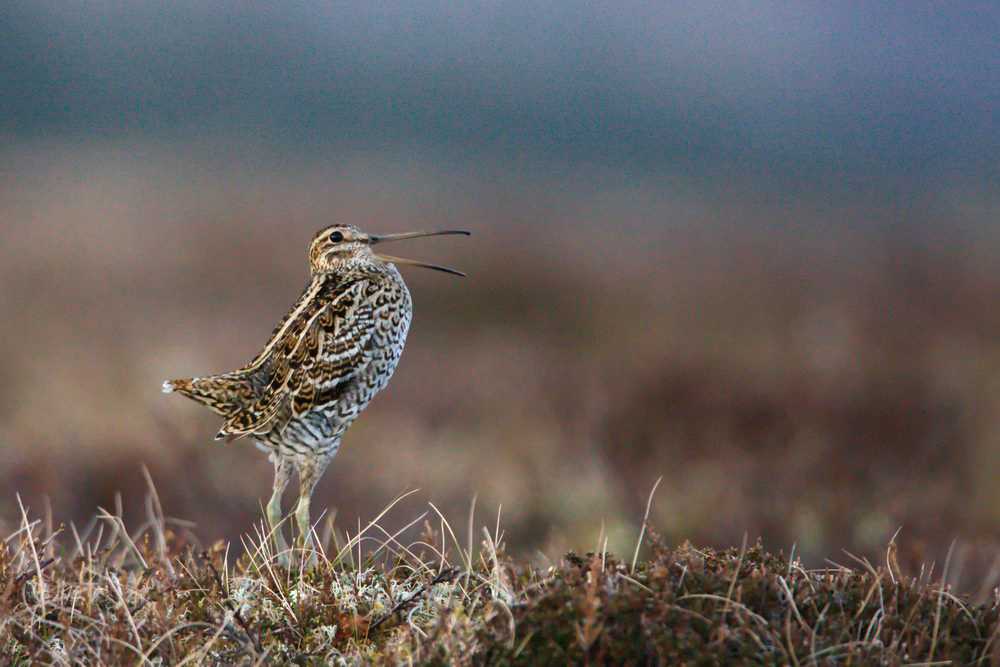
[164,277,327,416]
[216,277,375,440]
[240,276,331,376]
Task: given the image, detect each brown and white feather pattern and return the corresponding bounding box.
[163,222,466,555]
[165,263,412,460]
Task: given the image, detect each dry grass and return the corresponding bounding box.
[3,479,1000,665]
[1,480,496,665]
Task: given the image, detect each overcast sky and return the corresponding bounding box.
[4,2,999,190]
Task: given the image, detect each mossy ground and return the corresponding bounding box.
[2,493,999,665]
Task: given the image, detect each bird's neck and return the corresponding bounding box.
[315,260,403,284]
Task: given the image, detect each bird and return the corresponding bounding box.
[162,224,469,561]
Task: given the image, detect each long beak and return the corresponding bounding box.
[375,253,466,277]
[369,229,471,244]
[369,229,469,277]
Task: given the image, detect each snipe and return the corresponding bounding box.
[163,225,468,561]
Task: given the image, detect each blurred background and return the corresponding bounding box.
[3,2,1000,588]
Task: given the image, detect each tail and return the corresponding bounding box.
[162,374,255,418]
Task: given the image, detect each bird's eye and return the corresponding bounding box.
[329,231,344,242]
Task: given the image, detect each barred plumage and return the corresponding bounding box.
[164,224,468,562]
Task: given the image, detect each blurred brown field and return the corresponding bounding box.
[3,141,1000,592]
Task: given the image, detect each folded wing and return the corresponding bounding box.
[216,278,374,440]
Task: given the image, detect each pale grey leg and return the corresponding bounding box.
[267,454,293,564]
[293,455,332,565]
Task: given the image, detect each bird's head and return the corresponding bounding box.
[308,224,470,276]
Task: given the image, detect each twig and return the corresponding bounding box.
[16,493,47,616]
[97,507,149,570]
[369,567,459,633]
[725,533,748,613]
[142,464,177,579]
[632,476,663,574]
[202,551,264,655]
[929,539,956,662]
[14,557,57,585]
[108,573,147,663]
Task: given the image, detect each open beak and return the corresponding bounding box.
[370,229,470,277]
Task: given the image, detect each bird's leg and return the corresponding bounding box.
[293,457,331,565]
[267,454,293,565]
